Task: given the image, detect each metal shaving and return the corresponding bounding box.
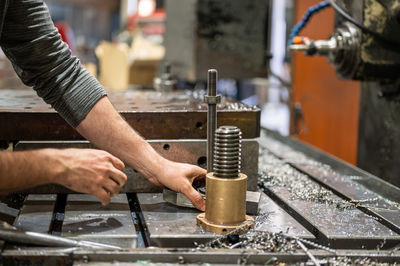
[258,151,338,205]
[198,229,299,253]
[316,256,397,266]
[261,136,400,211]
[257,149,383,210]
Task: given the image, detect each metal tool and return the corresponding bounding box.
[0,222,121,250]
[204,69,221,173]
[197,126,254,234]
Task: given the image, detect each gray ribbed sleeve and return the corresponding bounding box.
[0,0,107,127]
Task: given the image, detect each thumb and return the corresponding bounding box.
[183,186,205,211]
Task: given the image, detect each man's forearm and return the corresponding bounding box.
[0,150,57,193]
[76,96,166,182]
[76,96,206,210]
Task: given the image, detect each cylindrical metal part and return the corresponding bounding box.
[207,69,218,173]
[205,173,247,224]
[213,126,242,178]
[197,125,254,234]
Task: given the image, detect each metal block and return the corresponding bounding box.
[13,194,56,233]
[0,90,260,141]
[246,191,261,216]
[61,194,137,248]
[15,139,259,193]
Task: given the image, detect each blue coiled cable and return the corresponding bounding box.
[288,1,331,45]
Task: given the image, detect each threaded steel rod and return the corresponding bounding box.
[207,69,218,173]
[213,126,242,178]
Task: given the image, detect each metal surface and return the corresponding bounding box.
[262,131,400,235]
[258,134,400,249]
[0,90,260,141]
[138,192,313,248]
[61,194,137,248]
[249,192,315,239]
[13,194,56,233]
[205,69,220,173]
[213,126,241,178]
[14,139,259,192]
[137,193,215,247]
[3,130,400,264]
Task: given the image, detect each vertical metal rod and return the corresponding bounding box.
[207,69,218,173]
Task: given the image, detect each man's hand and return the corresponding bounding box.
[49,148,127,205]
[76,97,207,211]
[147,160,207,211]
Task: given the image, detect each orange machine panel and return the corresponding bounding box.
[292,0,360,164]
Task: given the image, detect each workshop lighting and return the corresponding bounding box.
[138,0,155,17]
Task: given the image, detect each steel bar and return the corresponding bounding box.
[0,228,120,249]
[205,69,219,172]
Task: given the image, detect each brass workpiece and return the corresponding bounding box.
[196,173,254,234]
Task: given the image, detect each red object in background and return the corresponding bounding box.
[292,0,360,165]
[55,21,76,54]
[127,10,165,35]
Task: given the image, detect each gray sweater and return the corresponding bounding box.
[0,0,107,127]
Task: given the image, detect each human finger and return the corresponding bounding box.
[183,185,205,211]
[107,154,125,171]
[101,178,121,197]
[108,168,128,187]
[95,188,111,205]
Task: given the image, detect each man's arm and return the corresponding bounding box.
[0,148,127,204]
[0,0,206,209]
[76,97,206,211]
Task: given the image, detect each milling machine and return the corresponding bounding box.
[0,0,400,265]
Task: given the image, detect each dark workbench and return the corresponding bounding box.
[0,89,260,140]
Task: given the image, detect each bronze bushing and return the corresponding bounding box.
[196,172,254,234]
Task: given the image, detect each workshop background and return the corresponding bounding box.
[0,0,361,165]
[1,0,400,264]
